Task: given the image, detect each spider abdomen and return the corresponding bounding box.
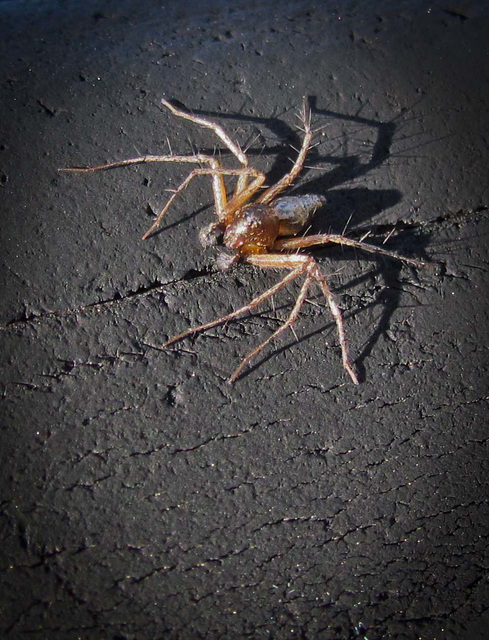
[223,204,280,255]
[272,195,326,236]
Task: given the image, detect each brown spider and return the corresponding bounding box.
[61,98,427,384]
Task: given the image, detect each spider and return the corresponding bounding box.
[61,98,427,384]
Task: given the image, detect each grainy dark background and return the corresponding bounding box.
[1,0,488,638]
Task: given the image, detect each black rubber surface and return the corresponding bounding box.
[1,1,488,638]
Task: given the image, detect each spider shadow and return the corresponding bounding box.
[162,96,431,248]
[157,97,433,244]
[161,97,433,381]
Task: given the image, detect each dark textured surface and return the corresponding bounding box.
[1,1,488,638]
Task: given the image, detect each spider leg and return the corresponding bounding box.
[163,263,306,346]
[165,251,358,383]
[227,271,312,383]
[307,261,359,385]
[142,166,265,240]
[60,155,264,238]
[257,97,313,205]
[60,153,228,231]
[161,99,251,195]
[161,99,248,166]
[273,233,427,267]
[244,253,359,384]
[221,170,267,223]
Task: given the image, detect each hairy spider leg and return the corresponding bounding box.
[227,266,313,383]
[164,252,359,384]
[60,155,265,239]
[273,234,427,267]
[60,98,265,237]
[243,253,359,384]
[60,154,226,230]
[221,170,269,223]
[164,264,305,346]
[257,97,314,205]
[139,166,264,239]
[160,99,251,196]
[60,99,315,235]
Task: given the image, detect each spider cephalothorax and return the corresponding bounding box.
[61,98,426,384]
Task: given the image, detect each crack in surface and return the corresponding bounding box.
[2,205,487,330]
[1,278,173,330]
